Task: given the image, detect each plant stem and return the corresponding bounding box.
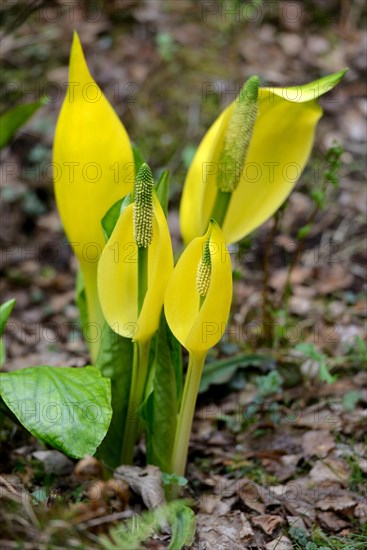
[82,263,104,363]
[170,352,206,479]
[137,246,148,314]
[262,213,280,346]
[119,242,150,464]
[211,190,231,228]
[120,339,150,464]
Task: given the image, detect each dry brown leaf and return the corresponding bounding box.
[265,535,293,550]
[295,406,342,430]
[74,456,103,480]
[316,493,357,514]
[114,465,165,509]
[315,264,354,294]
[196,511,254,549]
[262,454,301,482]
[199,494,231,516]
[252,514,285,534]
[317,511,349,532]
[269,267,312,291]
[302,430,335,458]
[287,515,308,533]
[354,501,367,524]
[238,480,266,514]
[32,450,73,476]
[310,458,350,486]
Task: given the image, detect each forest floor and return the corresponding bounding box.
[0,1,366,548]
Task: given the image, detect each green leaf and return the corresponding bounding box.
[168,501,196,550]
[0,298,15,368]
[156,170,170,216]
[75,270,88,333]
[0,366,112,458]
[297,224,312,239]
[0,99,47,149]
[343,390,361,412]
[319,359,337,384]
[255,370,283,397]
[141,314,180,472]
[296,344,337,384]
[295,342,321,360]
[311,188,325,209]
[167,316,183,405]
[99,500,195,550]
[132,143,145,173]
[162,472,188,487]
[199,354,272,393]
[0,298,15,337]
[102,199,123,241]
[95,323,133,468]
[101,194,132,241]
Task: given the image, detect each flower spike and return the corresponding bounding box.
[217,75,259,193]
[133,163,154,248]
[196,237,212,298]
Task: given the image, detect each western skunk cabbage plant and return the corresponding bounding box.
[98,164,173,344]
[53,31,134,360]
[180,70,347,245]
[165,220,232,476]
[0,30,347,493]
[98,163,174,464]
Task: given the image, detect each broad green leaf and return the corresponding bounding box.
[156,170,170,216]
[0,99,47,149]
[199,353,272,393]
[0,366,112,458]
[95,323,133,468]
[0,298,15,367]
[141,314,179,472]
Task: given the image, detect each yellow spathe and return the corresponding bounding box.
[98,194,174,343]
[165,221,233,354]
[53,32,134,359]
[53,31,134,256]
[180,70,347,245]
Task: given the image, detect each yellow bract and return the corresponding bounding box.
[98,194,173,343]
[53,30,134,260]
[53,31,134,358]
[180,70,347,245]
[164,220,232,354]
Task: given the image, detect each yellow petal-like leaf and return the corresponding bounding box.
[53,31,134,260]
[264,68,348,103]
[138,195,174,341]
[165,221,232,354]
[98,194,173,342]
[180,70,347,245]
